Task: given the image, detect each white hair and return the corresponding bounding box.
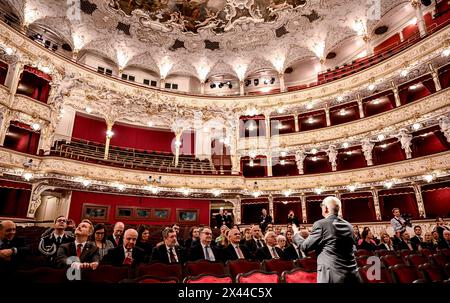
[322,196,341,215]
[264,231,276,241]
[276,235,286,241]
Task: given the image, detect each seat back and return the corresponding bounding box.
[375,250,397,257]
[358,265,393,283]
[226,259,261,278]
[83,265,130,283]
[356,256,369,267]
[407,254,429,267]
[390,264,423,283]
[184,274,233,283]
[296,257,317,271]
[185,260,225,276]
[381,255,405,268]
[137,262,183,281]
[262,259,294,274]
[236,270,280,283]
[431,254,449,267]
[355,249,374,257]
[418,263,449,282]
[281,268,317,283]
[419,248,435,257]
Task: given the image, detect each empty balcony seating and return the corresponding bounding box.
[49,139,225,175]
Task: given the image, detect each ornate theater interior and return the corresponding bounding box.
[0,0,449,284]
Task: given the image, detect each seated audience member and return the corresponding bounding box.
[285,229,294,246]
[223,227,251,261]
[276,235,287,252]
[392,230,403,249]
[353,225,361,246]
[240,227,252,246]
[136,225,153,258]
[0,220,30,275]
[184,226,200,249]
[377,232,395,251]
[259,208,272,232]
[245,225,265,255]
[434,217,450,240]
[265,224,274,233]
[420,232,437,250]
[215,225,229,246]
[432,231,440,246]
[218,229,230,248]
[283,239,305,260]
[65,219,76,237]
[89,223,114,261]
[107,222,125,247]
[287,210,300,226]
[256,231,284,261]
[56,219,99,270]
[223,210,233,228]
[188,227,221,262]
[397,231,418,251]
[39,215,74,265]
[410,225,423,247]
[358,228,377,252]
[274,226,283,236]
[438,230,450,250]
[215,208,226,229]
[151,227,185,264]
[102,228,146,266]
[172,224,185,247]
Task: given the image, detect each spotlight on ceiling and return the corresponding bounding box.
[210,83,216,89]
[218,83,224,88]
[245,79,251,86]
[254,79,259,86]
[377,134,385,141]
[424,174,434,182]
[368,84,376,91]
[384,181,394,189]
[270,77,275,84]
[443,49,450,57]
[412,123,422,131]
[228,84,232,89]
[263,79,269,85]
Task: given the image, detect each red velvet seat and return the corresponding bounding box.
[355,249,374,257]
[262,259,294,274]
[281,268,317,283]
[356,256,369,267]
[226,259,261,278]
[375,250,397,257]
[440,249,450,258]
[134,275,178,283]
[390,264,426,283]
[431,254,450,268]
[185,260,225,276]
[137,263,183,281]
[296,257,317,271]
[358,265,393,283]
[407,255,429,268]
[420,248,436,257]
[418,263,449,282]
[83,265,129,283]
[399,249,415,259]
[381,255,405,268]
[14,267,68,283]
[236,270,280,283]
[184,274,233,283]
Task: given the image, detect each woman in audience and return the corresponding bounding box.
[358,228,377,251]
[353,225,361,246]
[215,225,229,246]
[276,235,287,252]
[240,227,252,245]
[136,224,153,259]
[91,223,114,260]
[285,229,293,246]
[377,232,395,251]
[184,226,200,249]
[419,232,437,250]
[217,229,230,248]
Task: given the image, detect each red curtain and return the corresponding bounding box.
[402,24,419,41]
[24,65,52,81]
[72,113,107,144]
[373,139,406,165]
[272,156,298,176]
[299,110,326,131]
[411,127,449,158]
[270,116,295,135]
[337,147,367,171]
[341,193,376,222]
[330,102,359,125]
[379,188,419,220]
[240,115,266,138]
[304,153,331,174]
[374,34,401,54]
[398,75,435,105]
[273,198,302,224]
[363,93,396,117]
[17,71,51,103]
[241,156,267,177]
[69,191,210,226]
[0,180,32,190]
[3,123,40,154]
[422,182,450,218]
[0,187,31,218]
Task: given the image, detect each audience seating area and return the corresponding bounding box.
[49,139,227,175]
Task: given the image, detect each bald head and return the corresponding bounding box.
[321,196,341,218]
[443,230,450,241]
[0,220,16,241]
[123,228,138,250]
[113,222,125,238]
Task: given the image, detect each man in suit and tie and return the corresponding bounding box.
[245,225,265,256]
[56,219,99,270]
[188,226,221,262]
[38,215,74,266]
[0,220,30,278]
[255,231,284,261]
[397,231,418,251]
[102,228,146,266]
[151,227,186,264]
[215,208,226,229]
[259,208,272,232]
[292,196,361,283]
[223,227,252,261]
[172,224,185,248]
[438,230,450,249]
[107,222,124,247]
[410,225,423,247]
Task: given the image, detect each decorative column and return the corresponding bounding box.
[325,105,331,126]
[266,153,273,177]
[300,194,307,224]
[174,128,183,167]
[231,154,241,175]
[397,128,413,159]
[264,113,271,139]
[357,94,365,118]
[268,194,274,221]
[391,81,402,107]
[411,0,427,38]
[412,183,426,218]
[118,68,123,79]
[399,30,404,42]
[239,80,245,96]
[429,63,442,91]
[438,116,450,142]
[294,112,299,132]
[278,72,286,93]
[234,196,242,224]
[295,149,306,174]
[0,108,11,145]
[37,122,54,154]
[327,145,338,171]
[361,139,375,166]
[6,61,24,107]
[371,188,382,221]
[104,120,114,159]
[27,182,54,219]
[160,78,166,89]
[200,81,205,94]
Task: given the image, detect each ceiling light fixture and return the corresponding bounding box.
[31,123,41,131]
[311,148,318,155]
[5,47,13,55]
[306,103,313,110]
[342,142,349,149]
[82,179,91,187]
[23,172,33,181]
[412,123,422,131]
[384,181,394,189]
[280,160,286,165]
[368,84,376,91]
[380,144,387,148]
[424,174,434,183]
[377,134,385,141]
[212,189,221,197]
[409,84,418,90]
[347,185,357,192]
[85,107,92,114]
[307,117,315,124]
[283,189,291,197]
[280,151,287,157]
[337,96,344,102]
[443,48,450,57]
[314,187,323,195]
[339,109,347,116]
[400,69,409,77]
[106,130,114,138]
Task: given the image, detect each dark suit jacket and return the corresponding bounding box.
[150,244,186,264]
[397,240,418,251]
[107,235,123,248]
[245,238,265,255]
[222,243,252,261]
[255,246,284,261]
[293,214,360,283]
[38,233,74,265]
[438,240,450,249]
[259,215,273,232]
[102,245,147,266]
[188,243,222,262]
[283,244,302,260]
[56,241,100,267]
[0,236,30,271]
[410,235,422,247]
[358,240,377,252]
[215,214,226,228]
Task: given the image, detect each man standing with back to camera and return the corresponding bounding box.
[292,196,361,283]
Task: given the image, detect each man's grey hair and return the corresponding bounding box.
[264,231,276,241]
[276,235,286,241]
[443,230,450,236]
[322,196,341,215]
[198,226,212,234]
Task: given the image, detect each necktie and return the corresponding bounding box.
[256,240,262,248]
[56,236,61,245]
[123,249,133,265]
[169,248,177,263]
[272,247,280,259]
[296,246,302,258]
[235,245,245,259]
[76,244,82,258]
[204,246,211,261]
[115,237,120,245]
